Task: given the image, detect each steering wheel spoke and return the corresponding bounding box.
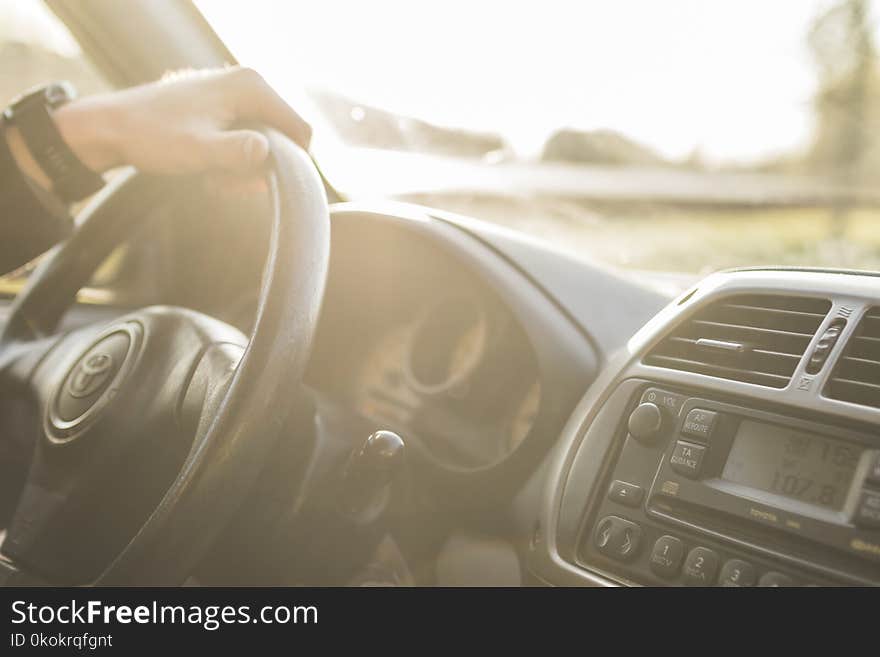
[0,552,47,587]
[178,342,245,439]
[0,332,64,392]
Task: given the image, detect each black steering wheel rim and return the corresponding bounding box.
[0,130,330,585]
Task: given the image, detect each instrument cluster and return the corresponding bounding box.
[352,294,541,471]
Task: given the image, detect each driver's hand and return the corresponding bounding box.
[52,67,311,176]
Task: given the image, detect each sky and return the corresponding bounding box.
[195,0,854,165]
[2,0,866,166]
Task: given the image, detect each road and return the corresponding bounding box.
[321,147,880,208]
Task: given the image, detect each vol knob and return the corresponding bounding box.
[628,402,664,444]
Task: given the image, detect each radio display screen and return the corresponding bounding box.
[722,420,862,511]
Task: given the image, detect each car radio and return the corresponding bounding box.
[578,385,880,586]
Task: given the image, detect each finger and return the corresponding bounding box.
[228,68,312,149]
[200,129,270,172]
[203,171,269,199]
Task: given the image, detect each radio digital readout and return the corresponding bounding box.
[722,420,863,511]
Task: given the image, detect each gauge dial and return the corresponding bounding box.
[404,296,488,395]
[354,324,421,426]
[509,381,541,452]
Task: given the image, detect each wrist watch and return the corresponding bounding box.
[3,82,105,203]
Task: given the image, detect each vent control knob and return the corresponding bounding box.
[806,318,846,375]
[628,402,664,444]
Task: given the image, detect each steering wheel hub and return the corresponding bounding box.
[47,322,142,442]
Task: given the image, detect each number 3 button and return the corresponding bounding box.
[719,559,757,587]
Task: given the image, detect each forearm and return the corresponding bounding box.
[5,67,312,196]
[1,67,310,274]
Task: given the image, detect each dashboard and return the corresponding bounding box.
[4,192,879,587]
[248,205,879,586]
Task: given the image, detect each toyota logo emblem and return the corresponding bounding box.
[67,352,115,398]
[48,324,139,442]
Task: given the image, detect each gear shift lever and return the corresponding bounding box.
[339,430,406,523]
[274,430,407,584]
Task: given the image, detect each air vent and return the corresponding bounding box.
[645,294,832,388]
[826,307,880,408]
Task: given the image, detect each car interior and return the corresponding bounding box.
[0,0,878,587]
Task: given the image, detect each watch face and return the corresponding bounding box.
[6,82,76,116]
[44,82,76,108]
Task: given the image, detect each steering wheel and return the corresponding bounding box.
[0,130,330,585]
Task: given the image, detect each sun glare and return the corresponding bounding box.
[195,0,851,164]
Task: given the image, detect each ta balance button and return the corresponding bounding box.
[670,441,706,478]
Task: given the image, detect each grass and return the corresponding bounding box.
[402,193,880,275]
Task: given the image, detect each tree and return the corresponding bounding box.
[807,0,876,235]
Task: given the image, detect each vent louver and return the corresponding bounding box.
[826,307,880,408]
[645,294,831,389]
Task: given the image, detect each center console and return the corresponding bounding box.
[580,384,879,586]
[529,270,880,587]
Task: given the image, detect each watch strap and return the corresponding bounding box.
[0,114,73,274]
[5,84,105,203]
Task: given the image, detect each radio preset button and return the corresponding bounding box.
[682,547,719,586]
[681,408,718,441]
[867,452,880,487]
[758,572,795,587]
[670,441,706,478]
[593,516,642,562]
[854,489,880,529]
[718,559,757,587]
[608,480,645,508]
[649,535,685,578]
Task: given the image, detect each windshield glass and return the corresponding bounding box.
[196,0,880,275]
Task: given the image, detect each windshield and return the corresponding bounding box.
[197,0,880,275]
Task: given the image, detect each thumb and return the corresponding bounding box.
[201,129,270,171]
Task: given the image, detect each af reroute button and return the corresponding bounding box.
[681,408,718,441]
[55,331,132,423]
